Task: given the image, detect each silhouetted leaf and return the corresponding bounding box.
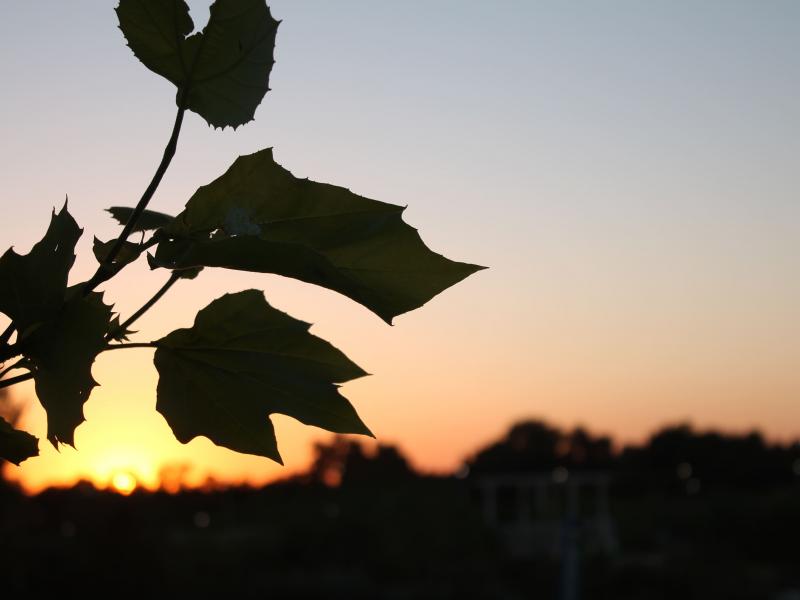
[106,206,174,232]
[0,417,38,465]
[116,0,279,128]
[175,265,204,280]
[0,204,81,337]
[146,254,204,280]
[19,290,113,447]
[107,315,136,342]
[93,237,140,267]
[154,290,370,463]
[153,149,485,323]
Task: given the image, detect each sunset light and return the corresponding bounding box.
[110,471,137,496]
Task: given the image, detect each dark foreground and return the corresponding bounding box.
[2,421,799,599]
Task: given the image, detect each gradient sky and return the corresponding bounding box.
[1,1,798,493]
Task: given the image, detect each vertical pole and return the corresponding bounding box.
[559,480,580,600]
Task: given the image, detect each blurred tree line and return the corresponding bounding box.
[294,418,800,493]
[2,409,800,598]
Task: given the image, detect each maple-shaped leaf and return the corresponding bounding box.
[19,290,113,447]
[154,290,370,463]
[116,0,279,128]
[152,149,485,324]
[0,416,39,465]
[0,204,81,337]
[106,206,174,232]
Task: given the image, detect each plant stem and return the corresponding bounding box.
[0,323,16,364]
[0,97,187,390]
[107,272,181,341]
[0,342,157,390]
[0,372,32,390]
[82,101,187,296]
[0,359,26,380]
[0,323,14,346]
[0,343,19,363]
[105,342,157,350]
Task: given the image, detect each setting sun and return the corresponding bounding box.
[110,471,137,496]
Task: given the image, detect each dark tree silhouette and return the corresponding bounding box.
[467,420,614,474]
[307,436,414,487]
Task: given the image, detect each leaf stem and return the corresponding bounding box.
[104,342,157,351]
[0,372,32,390]
[0,323,14,346]
[0,343,19,363]
[0,359,26,380]
[106,272,181,341]
[82,100,187,295]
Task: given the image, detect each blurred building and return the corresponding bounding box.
[473,469,618,559]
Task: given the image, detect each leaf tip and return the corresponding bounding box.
[49,434,77,451]
[352,366,372,379]
[468,262,489,274]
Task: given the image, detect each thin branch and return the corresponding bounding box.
[0,372,33,390]
[0,343,156,389]
[0,323,14,346]
[0,359,27,380]
[104,342,158,351]
[0,343,19,363]
[82,99,187,296]
[106,272,181,342]
[139,234,161,253]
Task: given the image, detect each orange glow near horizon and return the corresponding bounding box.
[2,257,799,496]
[110,471,138,496]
